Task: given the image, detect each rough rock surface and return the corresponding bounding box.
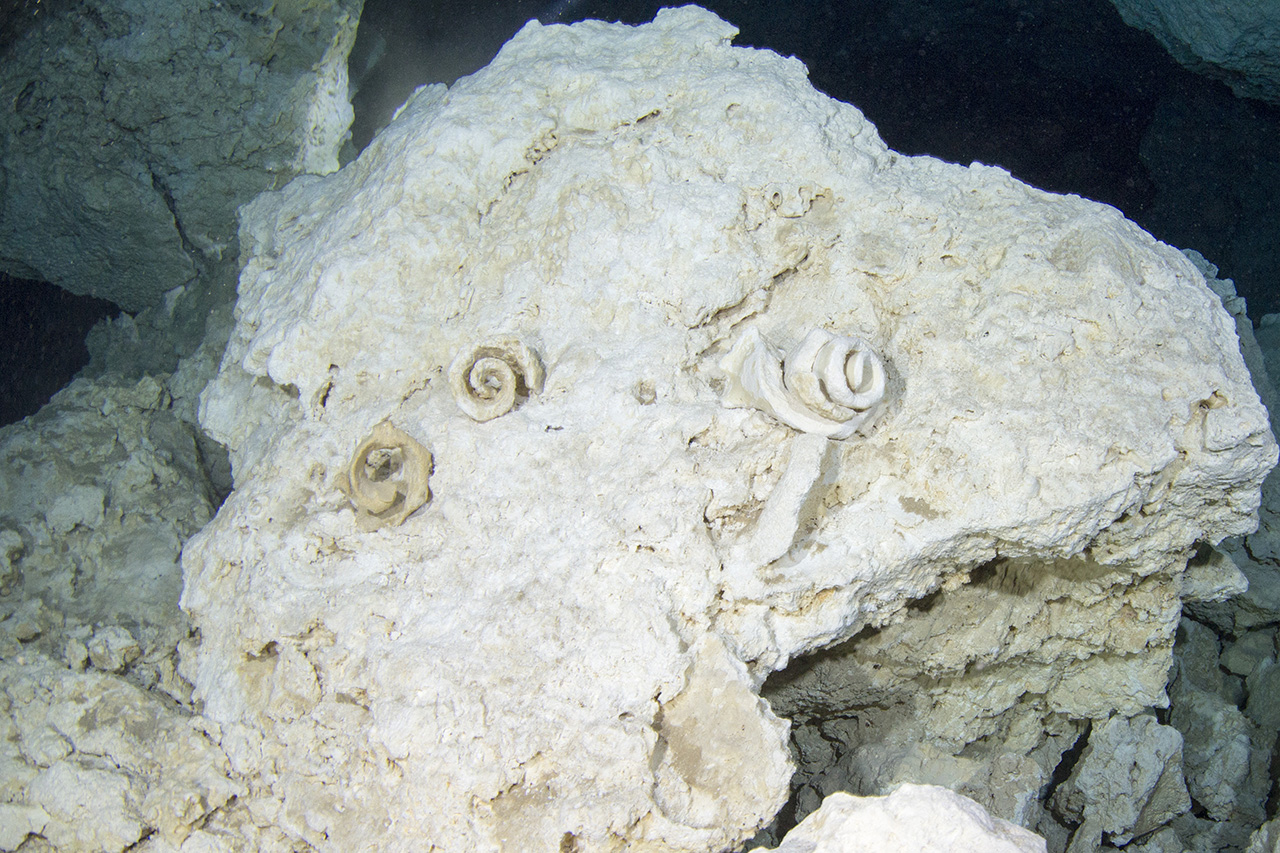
[749,785,1046,853]
[766,261,1278,853]
[0,371,238,850]
[1050,714,1190,846]
[0,374,215,689]
[0,0,362,310]
[1155,299,1280,852]
[182,7,1274,852]
[1109,0,1280,104]
[1249,817,1280,853]
[0,650,241,852]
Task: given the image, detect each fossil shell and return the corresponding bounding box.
[449,338,545,422]
[719,327,886,439]
[344,422,433,529]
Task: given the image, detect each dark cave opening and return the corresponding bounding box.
[0,272,120,426]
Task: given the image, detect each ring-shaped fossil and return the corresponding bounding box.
[784,328,887,421]
[719,327,887,439]
[344,422,433,529]
[449,338,545,422]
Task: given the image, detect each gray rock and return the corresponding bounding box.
[0,0,361,310]
[1109,0,1280,104]
[1050,714,1190,845]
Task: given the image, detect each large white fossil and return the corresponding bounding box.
[719,326,887,439]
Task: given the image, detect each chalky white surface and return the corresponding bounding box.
[185,6,1275,851]
[751,785,1046,853]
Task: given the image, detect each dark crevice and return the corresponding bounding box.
[0,272,122,425]
[760,624,879,697]
[1044,720,1091,807]
[148,165,197,258]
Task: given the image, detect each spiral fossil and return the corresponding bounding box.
[719,327,887,439]
[344,422,433,529]
[449,338,545,422]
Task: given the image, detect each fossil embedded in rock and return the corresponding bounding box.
[719,326,886,439]
[448,338,546,422]
[343,421,433,529]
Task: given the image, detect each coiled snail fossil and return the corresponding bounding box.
[719,327,886,439]
[448,338,545,422]
[343,422,433,529]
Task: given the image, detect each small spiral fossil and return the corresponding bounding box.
[719,327,887,439]
[344,422,433,529]
[448,338,545,422]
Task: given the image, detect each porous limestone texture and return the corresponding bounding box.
[0,0,362,310]
[0,650,241,852]
[0,370,239,850]
[765,262,1278,852]
[184,6,1276,852]
[1109,0,1280,104]
[1158,295,1280,852]
[749,785,1046,853]
[0,374,215,694]
[1050,714,1190,847]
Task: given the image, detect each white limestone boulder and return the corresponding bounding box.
[183,6,1276,851]
[749,785,1046,853]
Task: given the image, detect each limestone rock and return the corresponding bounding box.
[0,651,242,852]
[1176,811,1258,853]
[762,553,1190,835]
[790,732,1049,832]
[1171,680,1264,826]
[0,0,362,310]
[0,374,215,696]
[0,370,235,849]
[1109,0,1280,104]
[1221,627,1276,677]
[1124,827,1184,853]
[1180,542,1249,606]
[183,7,1275,851]
[1175,616,1234,698]
[749,786,1047,853]
[1248,817,1280,853]
[1244,658,1280,730]
[87,625,143,673]
[1050,714,1190,846]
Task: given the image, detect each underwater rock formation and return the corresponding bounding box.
[0,373,237,850]
[0,0,361,310]
[172,6,1274,852]
[749,785,1046,853]
[1109,0,1280,104]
